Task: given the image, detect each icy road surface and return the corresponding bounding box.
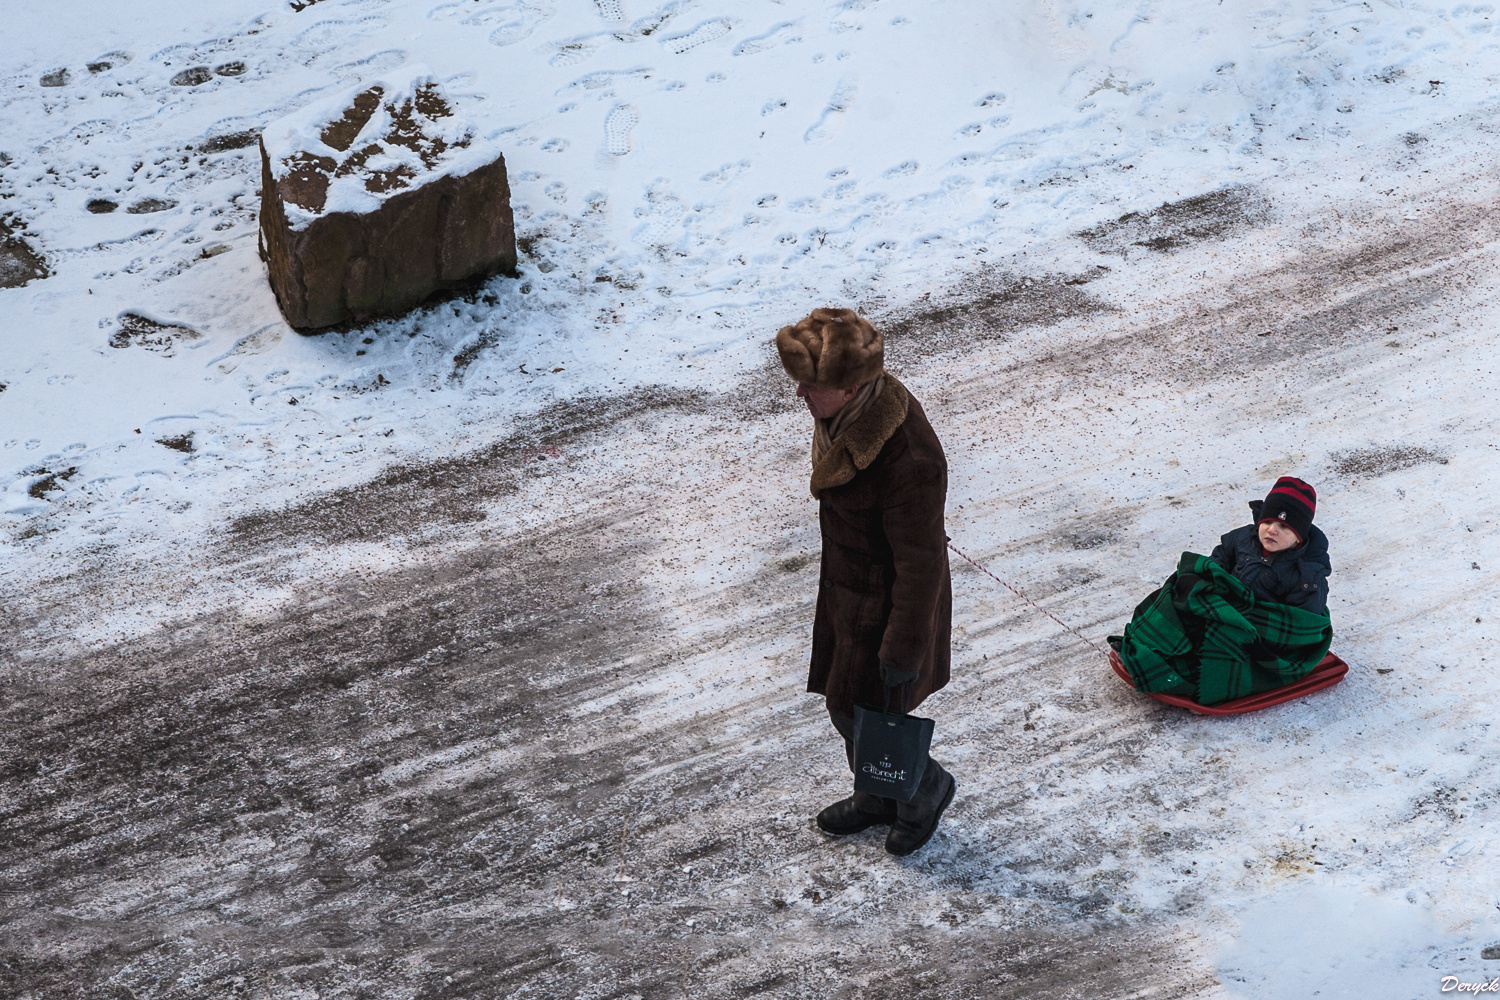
[7,165,1500,998]
[6,1,1500,998]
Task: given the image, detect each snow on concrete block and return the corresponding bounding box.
[258,67,515,331]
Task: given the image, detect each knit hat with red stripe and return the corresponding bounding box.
[1258,477,1317,543]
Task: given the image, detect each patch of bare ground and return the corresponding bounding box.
[1077,186,1270,256]
[1331,444,1448,477]
[0,216,49,288]
[879,268,1111,360]
[964,194,1500,397]
[108,312,200,354]
[22,466,78,500]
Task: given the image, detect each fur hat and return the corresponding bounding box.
[774,308,883,389]
[1258,476,1317,543]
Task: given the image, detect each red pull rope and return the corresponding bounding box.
[947,541,1111,662]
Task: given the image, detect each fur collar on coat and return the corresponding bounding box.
[809,374,911,499]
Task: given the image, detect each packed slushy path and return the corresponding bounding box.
[7,157,1500,996]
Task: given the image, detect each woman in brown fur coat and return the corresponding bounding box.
[775,307,956,857]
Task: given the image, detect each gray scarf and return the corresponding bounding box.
[811,373,885,467]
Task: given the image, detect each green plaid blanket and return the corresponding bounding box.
[1117,552,1333,706]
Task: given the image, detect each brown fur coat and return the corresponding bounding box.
[807,375,952,716]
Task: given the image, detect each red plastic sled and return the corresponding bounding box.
[1109,650,1348,716]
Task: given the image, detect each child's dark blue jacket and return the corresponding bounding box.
[1209,500,1331,615]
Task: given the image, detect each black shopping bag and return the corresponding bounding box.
[851,687,934,803]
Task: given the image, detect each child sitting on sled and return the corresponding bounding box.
[1209,476,1330,615]
[1110,477,1333,707]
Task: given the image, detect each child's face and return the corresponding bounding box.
[1258,520,1301,553]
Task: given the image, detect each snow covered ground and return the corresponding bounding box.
[6,0,1498,555]
[6,1,1500,997]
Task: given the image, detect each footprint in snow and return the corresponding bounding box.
[605,104,639,155]
[734,22,799,56]
[805,82,856,144]
[460,2,531,27]
[551,40,599,66]
[423,2,548,43]
[291,17,388,53]
[109,313,200,356]
[956,117,1009,138]
[196,128,260,153]
[166,62,244,87]
[568,68,651,91]
[331,49,408,81]
[701,160,750,184]
[170,67,214,87]
[662,19,732,55]
[614,5,686,43]
[127,198,177,214]
[87,52,131,74]
[477,3,553,46]
[594,0,626,22]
